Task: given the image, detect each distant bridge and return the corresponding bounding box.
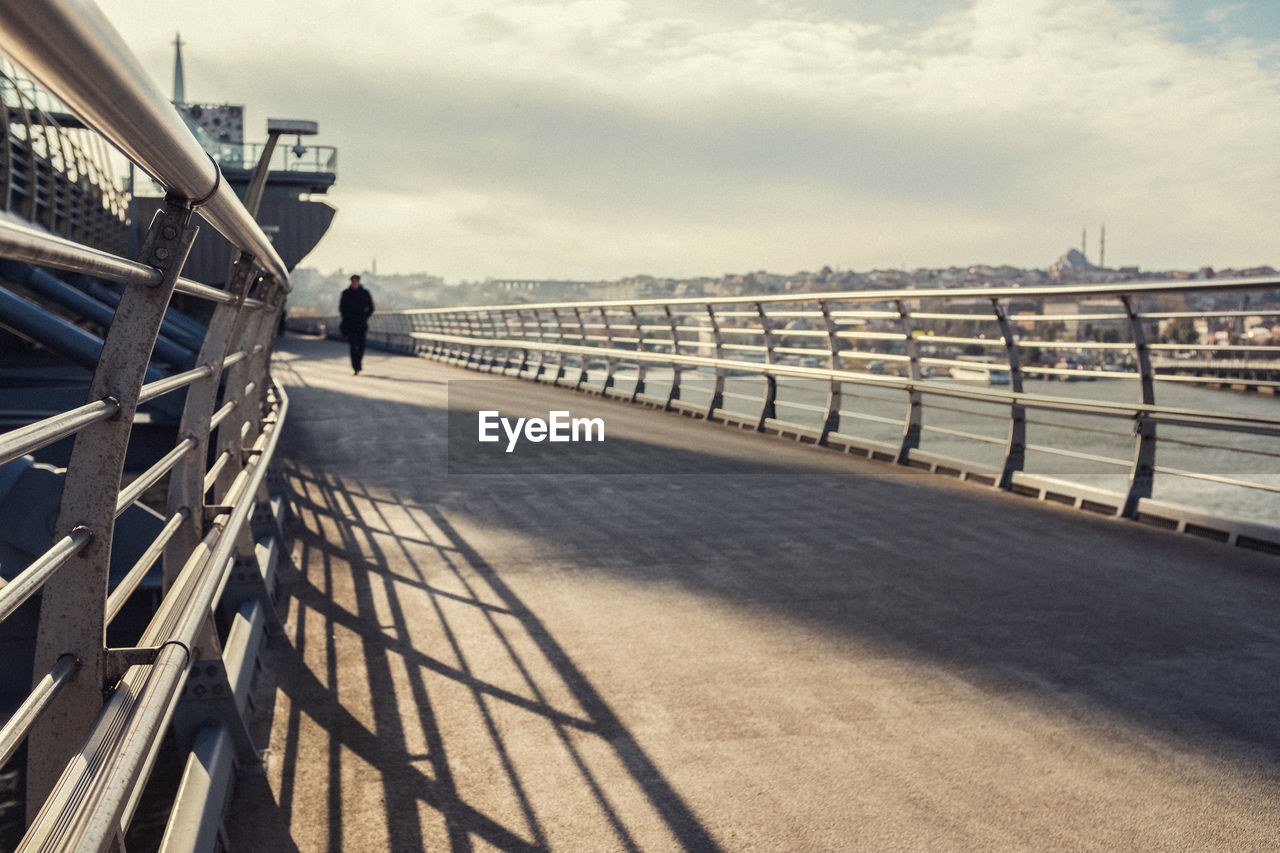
[1151,356,1280,388]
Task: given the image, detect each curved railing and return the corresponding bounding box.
[309,277,1280,548]
[0,2,291,848]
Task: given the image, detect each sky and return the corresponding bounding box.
[89,0,1280,282]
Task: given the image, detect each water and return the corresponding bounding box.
[598,367,1280,527]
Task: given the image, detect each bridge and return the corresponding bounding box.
[224,332,1280,851]
[0,3,1278,851]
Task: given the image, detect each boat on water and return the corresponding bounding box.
[130,36,337,285]
[0,42,337,426]
[948,357,1011,385]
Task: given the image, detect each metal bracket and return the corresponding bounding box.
[104,646,160,686]
[204,504,235,523]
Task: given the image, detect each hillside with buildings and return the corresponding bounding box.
[285,250,1277,317]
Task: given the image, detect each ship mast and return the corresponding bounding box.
[172,31,185,104]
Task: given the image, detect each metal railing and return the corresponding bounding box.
[0,1,292,848]
[2,57,129,253]
[306,277,1280,549]
[212,141,338,175]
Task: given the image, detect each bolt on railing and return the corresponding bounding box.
[0,1,294,848]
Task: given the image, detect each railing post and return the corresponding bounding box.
[704,304,725,420]
[663,305,681,410]
[572,307,590,390]
[1121,294,1156,517]
[476,311,493,371]
[416,313,432,358]
[497,311,515,374]
[464,311,481,368]
[521,309,537,378]
[453,313,468,363]
[163,253,257,591]
[445,312,462,361]
[991,298,1026,489]
[530,308,551,381]
[598,306,616,394]
[425,313,440,358]
[818,300,841,445]
[214,276,278,501]
[28,199,198,812]
[486,311,504,373]
[754,301,777,431]
[550,308,569,384]
[628,305,646,401]
[895,299,923,464]
[242,282,283,444]
[512,309,530,376]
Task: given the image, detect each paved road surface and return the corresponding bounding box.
[231,335,1280,851]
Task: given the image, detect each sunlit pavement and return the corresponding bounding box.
[230,335,1280,852]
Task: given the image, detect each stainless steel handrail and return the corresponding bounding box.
[407,329,1280,429]
[19,389,289,850]
[397,275,1280,314]
[0,0,288,282]
[325,277,1279,541]
[0,2,295,848]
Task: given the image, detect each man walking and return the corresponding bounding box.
[339,274,374,374]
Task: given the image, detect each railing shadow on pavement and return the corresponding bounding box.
[240,457,725,852]
[237,357,1280,849]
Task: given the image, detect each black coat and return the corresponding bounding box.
[339,286,374,336]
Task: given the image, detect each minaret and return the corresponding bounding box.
[1099,224,1106,268]
[172,32,186,104]
[1081,226,1086,260]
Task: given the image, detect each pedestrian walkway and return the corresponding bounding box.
[232,334,1280,851]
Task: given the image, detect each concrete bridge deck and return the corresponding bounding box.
[233,334,1280,851]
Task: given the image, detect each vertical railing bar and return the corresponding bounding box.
[817,300,841,445]
[27,200,199,811]
[497,310,514,373]
[551,308,568,384]
[628,305,646,402]
[704,304,725,420]
[165,254,256,588]
[1121,295,1157,517]
[214,283,272,503]
[663,304,681,410]
[572,306,589,389]
[240,284,284,449]
[991,298,1027,489]
[895,299,923,464]
[514,309,530,377]
[526,309,545,380]
[598,306,616,394]
[755,301,777,431]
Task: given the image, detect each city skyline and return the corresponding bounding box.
[96,0,1280,282]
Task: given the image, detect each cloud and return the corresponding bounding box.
[92,0,1280,278]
